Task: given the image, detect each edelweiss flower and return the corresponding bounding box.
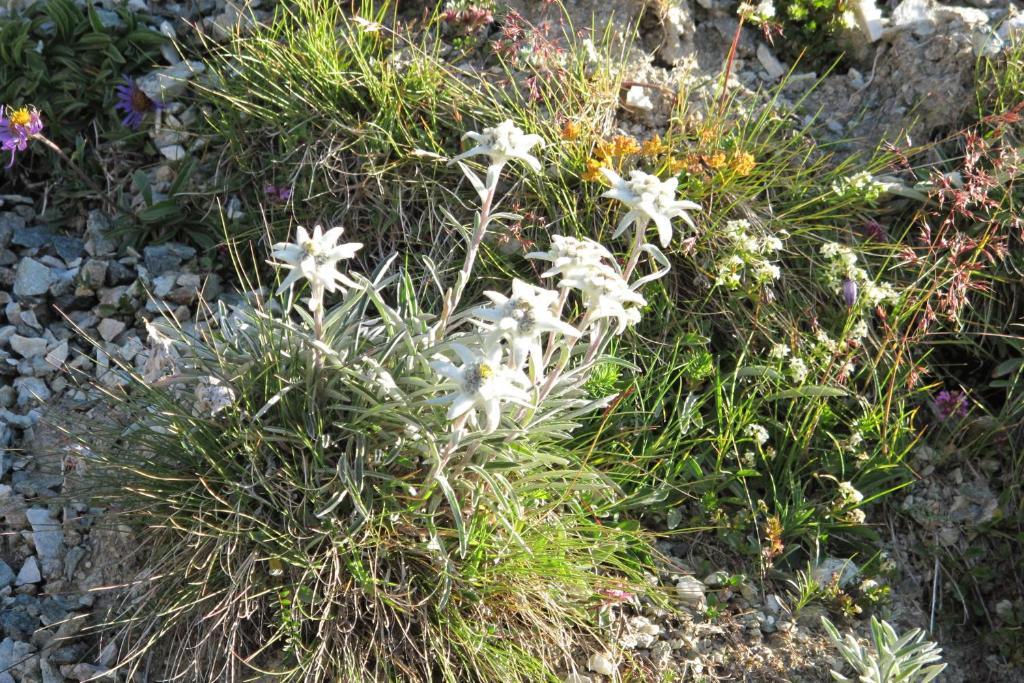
[561,268,647,335]
[269,225,362,310]
[600,168,700,247]
[451,119,543,172]
[431,343,531,433]
[472,279,581,368]
[526,234,615,283]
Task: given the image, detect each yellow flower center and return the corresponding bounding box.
[478,363,494,380]
[9,108,31,127]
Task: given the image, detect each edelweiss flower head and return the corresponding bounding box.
[472,279,580,368]
[269,225,362,310]
[562,268,647,335]
[431,343,532,433]
[452,119,543,172]
[527,234,616,283]
[600,168,700,247]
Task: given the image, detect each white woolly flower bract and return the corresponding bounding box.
[269,225,362,310]
[451,119,543,173]
[431,343,532,433]
[472,279,581,369]
[560,268,647,335]
[600,168,700,247]
[526,234,615,283]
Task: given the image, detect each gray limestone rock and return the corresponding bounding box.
[9,335,47,359]
[13,259,52,298]
[26,509,64,577]
[14,556,41,586]
[144,243,197,276]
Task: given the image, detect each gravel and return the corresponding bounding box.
[13,259,52,298]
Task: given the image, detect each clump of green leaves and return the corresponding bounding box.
[822,616,947,682]
[775,0,851,60]
[76,110,675,680]
[0,0,164,142]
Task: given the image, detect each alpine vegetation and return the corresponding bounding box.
[819,618,946,679]
[822,616,947,683]
[80,120,695,681]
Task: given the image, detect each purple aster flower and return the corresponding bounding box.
[114,77,163,130]
[0,105,44,169]
[264,184,293,203]
[933,389,969,420]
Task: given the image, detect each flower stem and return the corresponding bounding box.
[435,163,502,338]
[34,135,120,215]
[622,220,648,282]
[717,17,745,117]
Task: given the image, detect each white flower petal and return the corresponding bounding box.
[483,399,501,433]
[447,394,476,420]
[653,212,673,247]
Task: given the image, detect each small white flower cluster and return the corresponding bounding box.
[788,356,809,383]
[831,171,885,203]
[836,480,866,524]
[744,423,770,447]
[837,481,864,504]
[820,242,897,308]
[766,342,811,382]
[843,430,869,461]
[739,0,776,23]
[768,343,790,361]
[712,219,784,291]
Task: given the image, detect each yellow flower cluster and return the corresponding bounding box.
[576,125,757,184]
[581,134,672,182]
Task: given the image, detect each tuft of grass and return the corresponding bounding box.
[194,0,623,261]
[71,235,654,681]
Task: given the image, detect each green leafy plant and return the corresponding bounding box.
[822,616,947,682]
[0,0,164,142]
[74,118,691,681]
